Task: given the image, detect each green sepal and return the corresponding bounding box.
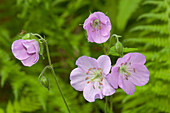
[39,42,45,59]
[22,33,39,42]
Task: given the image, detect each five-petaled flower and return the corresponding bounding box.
[12,39,40,67]
[70,55,115,102]
[107,53,150,95]
[83,12,111,44]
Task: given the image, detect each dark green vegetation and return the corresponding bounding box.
[0,0,170,113]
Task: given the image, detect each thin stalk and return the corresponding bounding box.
[103,43,107,55]
[45,41,71,113]
[110,96,113,113]
[105,96,108,113]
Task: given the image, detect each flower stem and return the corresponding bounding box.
[45,41,71,113]
[110,96,113,113]
[105,96,108,113]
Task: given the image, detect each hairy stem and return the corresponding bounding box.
[105,95,108,113]
[45,41,71,113]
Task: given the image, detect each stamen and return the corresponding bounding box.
[125,62,127,65]
[86,71,89,74]
[99,82,103,85]
[101,78,103,81]
[129,62,131,65]
[93,85,95,89]
[100,72,102,75]
[89,68,92,71]
[133,68,136,73]
[87,81,90,84]
[97,68,101,70]
[125,74,128,80]
[118,67,120,71]
[121,63,124,66]
[99,26,101,30]
[93,67,96,69]
[85,77,89,80]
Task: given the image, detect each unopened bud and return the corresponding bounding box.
[40,76,50,90]
[115,36,123,56]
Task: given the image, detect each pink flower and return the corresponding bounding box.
[107,53,150,95]
[70,55,115,102]
[12,39,40,67]
[83,12,111,44]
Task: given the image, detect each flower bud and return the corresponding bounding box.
[115,40,123,56]
[40,76,50,90]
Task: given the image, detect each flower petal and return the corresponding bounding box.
[22,40,36,54]
[106,67,119,89]
[94,12,110,24]
[102,78,115,96]
[97,55,111,74]
[83,82,104,102]
[129,64,150,86]
[70,68,88,91]
[76,56,99,73]
[86,24,95,42]
[90,30,110,44]
[125,53,146,65]
[118,75,136,95]
[12,39,31,60]
[100,23,111,37]
[21,53,39,67]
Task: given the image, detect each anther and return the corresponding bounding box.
[93,67,96,69]
[99,82,103,85]
[125,62,127,65]
[87,81,90,84]
[125,74,128,80]
[121,63,124,66]
[133,68,136,73]
[101,78,103,81]
[85,77,89,80]
[86,71,89,74]
[100,72,102,75]
[93,85,95,89]
[97,68,101,70]
[118,67,120,71]
[89,68,92,71]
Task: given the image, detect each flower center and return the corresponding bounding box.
[85,67,104,89]
[119,64,131,80]
[91,19,101,31]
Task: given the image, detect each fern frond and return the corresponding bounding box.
[138,13,168,21]
[130,25,169,35]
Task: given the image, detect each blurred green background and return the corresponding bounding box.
[0,0,170,113]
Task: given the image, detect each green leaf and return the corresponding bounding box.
[6,101,14,113]
[0,108,4,113]
[109,46,120,56]
[123,48,138,53]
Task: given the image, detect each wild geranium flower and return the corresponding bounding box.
[83,12,111,44]
[107,53,150,95]
[70,55,115,102]
[12,39,40,67]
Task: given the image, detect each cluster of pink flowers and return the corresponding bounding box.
[11,11,150,103]
[70,12,150,102]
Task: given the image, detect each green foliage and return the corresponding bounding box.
[112,0,170,113]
